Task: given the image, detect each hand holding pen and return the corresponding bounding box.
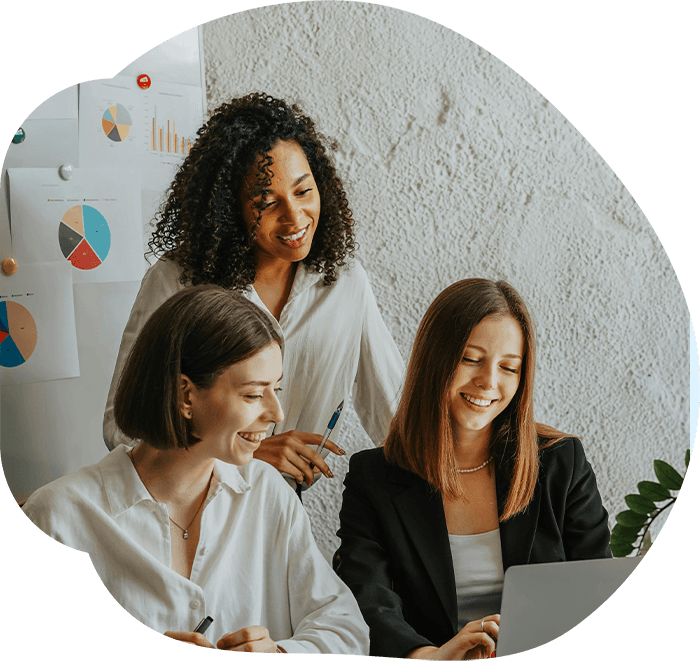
[165,618,283,652]
[254,404,346,486]
[163,616,215,648]
[310,400,344,470]
[296,400,344,498]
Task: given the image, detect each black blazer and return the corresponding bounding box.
[333,438,611,659]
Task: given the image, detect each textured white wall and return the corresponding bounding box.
[204,2,688,560]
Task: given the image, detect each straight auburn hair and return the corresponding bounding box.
[383,279,565,520]
[114,285,282,450]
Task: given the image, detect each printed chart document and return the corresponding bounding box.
[8,167,144,284]
[0,261,79,385]
[78,75,203,191]
[25,85,79,121]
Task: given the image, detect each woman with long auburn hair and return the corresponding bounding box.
[334,279,611,659]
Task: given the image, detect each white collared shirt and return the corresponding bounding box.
[22,445,370,654]
[103,258,404,451]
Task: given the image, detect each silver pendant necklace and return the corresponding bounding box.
[163,495,208,540]
[130,449,212,540]
[456,457,493,474]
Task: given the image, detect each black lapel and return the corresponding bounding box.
[496,463,542,571]
[390,468,458,633]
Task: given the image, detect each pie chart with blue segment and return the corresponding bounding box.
[102,103,132,142]
[58,204,111,270]
[0,301,38,368]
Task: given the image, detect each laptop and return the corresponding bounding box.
[496,556,643,657]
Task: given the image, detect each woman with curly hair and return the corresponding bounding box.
[104,93,404,490]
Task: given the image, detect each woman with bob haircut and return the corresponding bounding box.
[24,285,369,654]
[334,279,611,659]
[103,92,404,490]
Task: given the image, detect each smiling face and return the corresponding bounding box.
[448,314,524,446]
[240,140,321,266]
[184,342,284,465]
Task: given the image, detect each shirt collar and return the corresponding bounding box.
[287,263,323,302]
[212,459,253,496]
[99,445,153,517]
[100,445,251,518]
[244,264,323,309]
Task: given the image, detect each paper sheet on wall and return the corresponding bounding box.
[25,85,79,121]
[78,76,203,191]
[8,168,144,283]
[2,118,79,258]
[8,167,144,284]
[2,119,78,172]
[0,262,79,386]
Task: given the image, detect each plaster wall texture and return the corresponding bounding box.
[203,2,688,560]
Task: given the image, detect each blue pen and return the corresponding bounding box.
[310,400,344,470]
[297,401,345,499]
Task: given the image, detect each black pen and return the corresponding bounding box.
[194,615,213,635]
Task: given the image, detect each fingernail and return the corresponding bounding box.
[327,470,334,479]
[491,652,496,658]
[338,447,347,455]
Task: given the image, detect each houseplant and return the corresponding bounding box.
[609,450,690,557]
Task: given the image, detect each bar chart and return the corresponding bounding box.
[150,112,192,156]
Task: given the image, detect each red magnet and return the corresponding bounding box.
[137,74,152,90]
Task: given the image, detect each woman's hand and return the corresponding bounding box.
[406,615,499,660]
[164,631,216,648]
[253,430,345,485]
[216,626,282,652]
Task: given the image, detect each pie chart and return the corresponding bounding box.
[59,205,111,270]
[0,301,38,368]
[102,103,132,142]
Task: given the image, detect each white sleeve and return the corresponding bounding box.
[21,476,85,550]
[103,261,183,449]
[275,494,370,655]
[352,272,405,446]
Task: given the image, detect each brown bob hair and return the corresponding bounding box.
[114,285,282,450]
[383,279,565,520]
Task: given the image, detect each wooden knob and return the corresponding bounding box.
[2,258,18,275]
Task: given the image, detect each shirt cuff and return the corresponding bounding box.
[274,639,314,654]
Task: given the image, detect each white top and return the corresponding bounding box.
[448,529,504,629]
[103,257,405,451]
[22,445,370,654]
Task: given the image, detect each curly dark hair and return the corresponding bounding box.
[147,93,356,290]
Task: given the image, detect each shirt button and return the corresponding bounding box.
[190,600,200,610]
[199,547,206,555]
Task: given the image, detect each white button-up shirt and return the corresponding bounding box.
[104,258,404,451]
[22,445,370,654]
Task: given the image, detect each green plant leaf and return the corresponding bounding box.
[637,480,670,501]
[686,449,691,468]
[624,494,656,514]
[616,510,648,528]
[610,523,639,544]
[609,540,635,558]
[654,460,684,491]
